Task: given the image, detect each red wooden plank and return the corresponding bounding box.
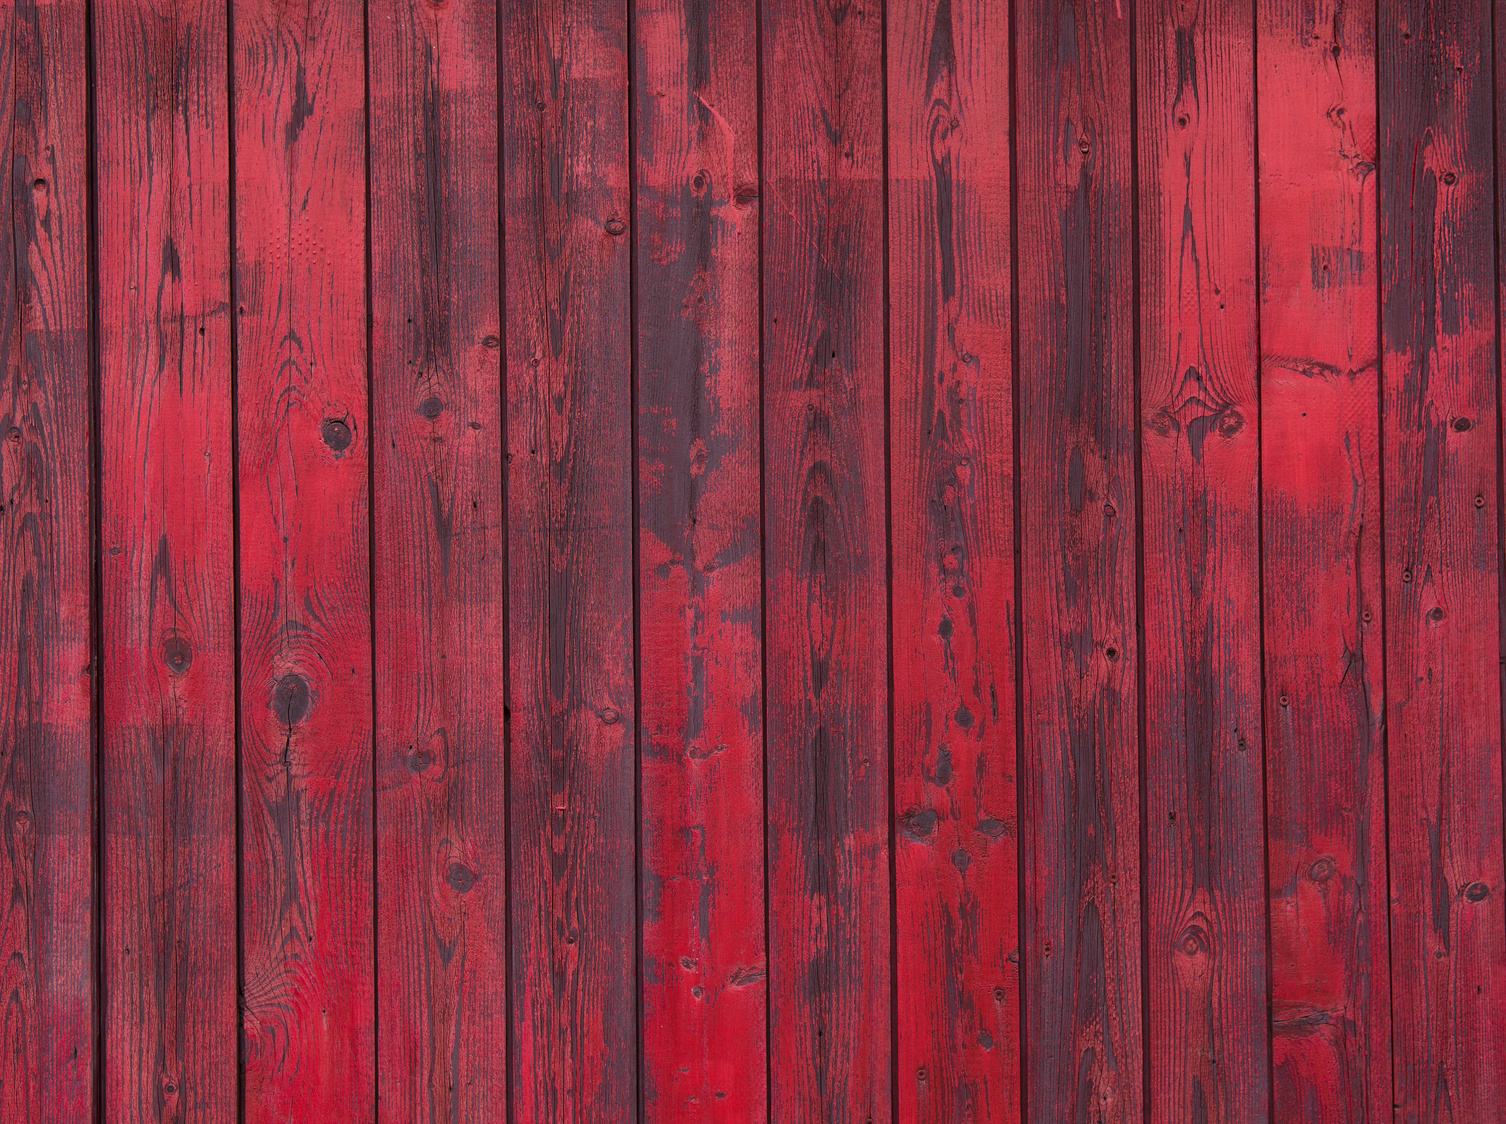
[1257,0,1391,1116]
[1380,0,1506,1114]
[1136,0,1269,1117]
[0,1,94,1119]
[370,0,507,1119]
[887,1,1021,1119]
[95,0,237,1119]
[633,0,766,1117]
[232,0,374,1117]
[502,0,637,1117]
[1015,0,1144,1116]
[762,0,890,1117]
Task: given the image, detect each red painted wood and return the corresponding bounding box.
[762,0,891,1118]
[0,1,94,1119]
[502,0,637,1118]
[1137,0,1270,1117]
[95,0,237,1120]
[1257,0,1391,1117]
[1015,0,1144,1116]
[1380,0,1506,1114]
[633,0,767,1117]
[232,0,374,1117]
[887,1,1021,1119]
[370,0,507,1119]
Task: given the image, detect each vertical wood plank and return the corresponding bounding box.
[1015,0,1144,1115]
[1257,0,1391,1116]
[370,0,507,1119]
[1381,0,1506,1113]
[502,0,637,1118]
[633,0,767,1117]
[0,0,94,1119]
[232,0,374,1117]
[887,1,1022,1119]
[1136,0,1269,1115]
[762,0,890,1117]
[95,0,237,1119]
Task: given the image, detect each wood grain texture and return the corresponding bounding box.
[762,0,890,1118]
[95,0,237,1120]
[231,0,374,1117]
[1136,0,1269,1117]
[1015,0,1144,1116]
[370,0,506,1119]
[887,1,1020,1119]
[1380,0,1506,1115]
[501,0,636,1118]
[0,1,94,1118]
[633,0,766,1118]
[1257,0,1391,1117]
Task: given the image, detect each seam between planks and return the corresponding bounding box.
[1128,0,1152,1114]
[225,1,247,1117]
[362,0,377,1117]
[1007,0,1029,1115]
[881,0,899,1117]
[84,0,103,1114]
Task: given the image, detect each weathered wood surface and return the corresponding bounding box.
[6,4,1506,1119]
[889,0,1021,1120]
[232,0,374,1117]
[1258,0,1391,1116]
[634,0,766,1118]
[1016,0,1143,1116]
[96,0,237,1120]
[370,0,508,1119]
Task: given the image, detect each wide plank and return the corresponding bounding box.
[633,0,766,1117]
[370,0,507,1119]
[1380,0,1506,1114]
[1015,0,1144,1116]
[1257,0,1390,1116]
[762,0,890,1117]
[232,0,374,1117]
[502,0,637,1117]
[95,0,237,1119]
[0,1,94,1119]
[887,0,1021,1119]
[1136,0,1269,1116]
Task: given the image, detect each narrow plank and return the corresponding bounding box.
[501,0,636,1117]
[633,0,766,1117]
[232,0,374,1117]
[1015,0,1144,1115]
[887,0,1022,1119]
[370,0,506,1119]
[0,0,94,1119]
[95,0,237,1119]
[762,0,890,1116]
[1136,0,1269,1116]
[1380,0,1506,1113]
[1257,0,1390,1116]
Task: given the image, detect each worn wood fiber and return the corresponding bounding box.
[232,0,375,1116]
[0,0,95,1118]
[1258,0,1391,1116]
[1137,0,1270,1115]
[1381,0,1506,1115]
[502,0,637,1118]
[370,0,508,1119]
[96,0,237,1119]
[633,0,767,1118]
[888,0,1021,1120]
[1015,0,1144,1116]
[762,0,891,1117]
